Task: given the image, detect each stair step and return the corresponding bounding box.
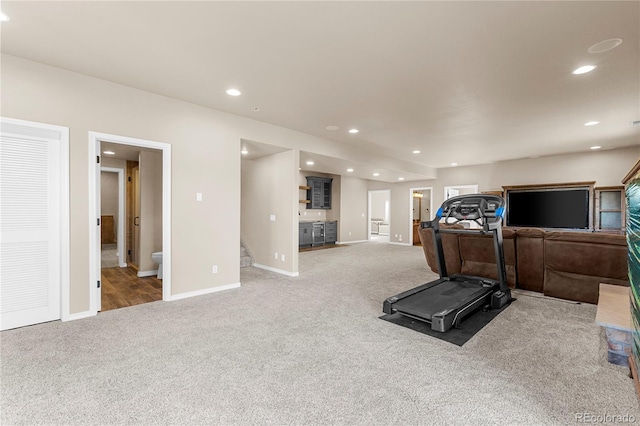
[240,255,253,268]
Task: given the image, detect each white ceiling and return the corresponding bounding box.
[2,1,639,181]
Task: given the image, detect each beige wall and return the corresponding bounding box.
[138,151,163,272]
[100,172,119,240]
[371,146,640,244]
[242,150,298,274]
[338,176,369,242]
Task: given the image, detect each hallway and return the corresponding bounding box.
[101,267,162,311]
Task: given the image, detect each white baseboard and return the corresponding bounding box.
[62,310,95,322]
[119,262,128,268]
[137,270,158,277]
[165,282,241,301]
[253,263,299,277]
[389,242,412,246]
[336,239,368,245]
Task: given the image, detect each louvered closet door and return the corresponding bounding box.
[0,131,61,330]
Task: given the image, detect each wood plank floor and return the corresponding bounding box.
[101,267,162,311]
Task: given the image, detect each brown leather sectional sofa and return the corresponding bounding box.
[418,226,628,304]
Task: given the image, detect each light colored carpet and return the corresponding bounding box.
[1,242,638,425]
[101,243,119,268]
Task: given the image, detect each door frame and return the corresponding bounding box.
[0,117,70,324]
[89,132,172,315]
[100,167,127,268]
[409,186,433,245]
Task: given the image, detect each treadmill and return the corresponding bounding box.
[383,194,512,332]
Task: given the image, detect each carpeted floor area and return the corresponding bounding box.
[1,242,638,424]
[101,243,119,268]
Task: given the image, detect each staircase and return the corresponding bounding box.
[240,240,253,268]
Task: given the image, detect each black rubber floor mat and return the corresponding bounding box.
[379,300,514,346]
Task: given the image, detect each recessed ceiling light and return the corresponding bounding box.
[306,161,314,165]
[225,88,241,96]
[398,177,405,181]
[584,121,599,126]
[103,151,115,155]
[412,150,421,154]
[588,38,623,54]
[348,129,359,134]
[572,65,596,75]
[241,149,249,155]
[0,12,9,22]
[326,125,339,131]
[346,168,354,172]
[590,146,602,150]
[450,162,458,166]
[373,173,380,177]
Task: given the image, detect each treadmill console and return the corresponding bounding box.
[439,195,505,227]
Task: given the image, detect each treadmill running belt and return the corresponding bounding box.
[392,280,491,320]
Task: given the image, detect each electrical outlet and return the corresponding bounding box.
[196,192,203,201]
[318,212,321,216]
[270,214,276,222]
[394,234,398,238]
[281,254,285,262]
[399,234,403,242]
[275,252,278,259]
[212,265,218,274]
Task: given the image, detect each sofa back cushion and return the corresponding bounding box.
[515,228,545,292]
[458,228,517,288]
[418,224,462,275]
[544,231,628,304]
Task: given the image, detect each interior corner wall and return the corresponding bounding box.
[339,176,369,242]
[138,150,163,273]
[241,150,297,274]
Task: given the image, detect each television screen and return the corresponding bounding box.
[506,189,589,229]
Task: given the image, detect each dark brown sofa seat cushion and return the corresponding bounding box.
[418,224,463,275]
[458,228,517,288]
[544,231,628,304]
[515,228,545,292]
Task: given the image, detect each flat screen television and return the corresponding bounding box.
[506,188,590,229]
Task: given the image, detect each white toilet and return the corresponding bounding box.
[151,252,163,279]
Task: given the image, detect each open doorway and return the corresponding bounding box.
[409,187,433,246]
[368,190,390,242]
[89,132,172,315]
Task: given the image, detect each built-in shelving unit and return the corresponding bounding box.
[594,186,625,232]
[299,185,311,204]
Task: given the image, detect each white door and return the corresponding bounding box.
[0,119,68,330]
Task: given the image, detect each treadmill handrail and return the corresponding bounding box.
[420,193,509,293]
